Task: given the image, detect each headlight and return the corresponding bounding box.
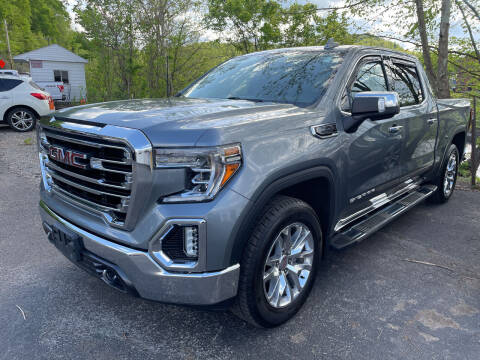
[155,144,242,203]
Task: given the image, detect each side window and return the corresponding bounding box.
[351,61,388,94]
[0,79,23,92]
[342,60,388,111]
[388,62,424,106]
[54,70,69,84]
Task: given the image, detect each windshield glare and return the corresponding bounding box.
[184,50,344,107]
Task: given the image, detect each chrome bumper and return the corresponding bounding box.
[39,201,240,305]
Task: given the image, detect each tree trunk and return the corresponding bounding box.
[414,0,438,94]
[437,0,452,98]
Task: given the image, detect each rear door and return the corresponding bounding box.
[385,58,438,177]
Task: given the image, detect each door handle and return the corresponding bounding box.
[389,125,403,134]
[427,118,437,125]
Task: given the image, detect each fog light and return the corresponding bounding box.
[184,226,199,257]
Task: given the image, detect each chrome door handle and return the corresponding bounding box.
[427,118,437,125]
[389,125,403,134]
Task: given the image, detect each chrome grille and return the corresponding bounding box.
[42,128,134,225]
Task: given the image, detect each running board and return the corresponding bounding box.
[330,185,437,249]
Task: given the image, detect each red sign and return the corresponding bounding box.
[0,59,5,69]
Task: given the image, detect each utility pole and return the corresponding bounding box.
[4,19,13,69]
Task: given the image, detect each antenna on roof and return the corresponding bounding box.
[324,38,339,50]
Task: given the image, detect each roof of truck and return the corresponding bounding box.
[248,45,418,61]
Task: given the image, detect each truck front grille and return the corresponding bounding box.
[42,128,134,225]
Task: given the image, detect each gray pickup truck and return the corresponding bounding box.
[38,45,470,327]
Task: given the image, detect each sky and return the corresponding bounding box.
[64,0,477,51]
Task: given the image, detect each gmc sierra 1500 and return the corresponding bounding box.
[38,45,470,327]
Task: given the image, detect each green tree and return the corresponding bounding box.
[205,0,283,53]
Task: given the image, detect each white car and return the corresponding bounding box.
[0,75,55,132]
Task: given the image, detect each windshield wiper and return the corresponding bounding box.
[227,96,264,102]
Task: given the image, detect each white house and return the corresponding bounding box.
[14,44,88,102]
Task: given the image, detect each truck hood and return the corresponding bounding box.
[54,97,318,146]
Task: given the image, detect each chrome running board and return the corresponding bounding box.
[331,185,437,250]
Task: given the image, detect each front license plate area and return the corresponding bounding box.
[48,226,84,262]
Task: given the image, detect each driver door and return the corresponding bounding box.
[339,56,406,223]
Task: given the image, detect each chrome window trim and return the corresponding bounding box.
[337,52,427,114]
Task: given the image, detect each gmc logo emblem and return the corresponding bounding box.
[49,146,88,169]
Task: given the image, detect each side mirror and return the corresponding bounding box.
[352,91,400,120]
[344,92,400,132]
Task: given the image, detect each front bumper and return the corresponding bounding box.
[39,200,240,305]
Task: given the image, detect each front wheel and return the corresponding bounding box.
[429,144,459,204]
[233,196,322,327]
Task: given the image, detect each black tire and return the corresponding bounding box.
[7,107,37,132]
[233,195,322,328]
[429,144,459,204]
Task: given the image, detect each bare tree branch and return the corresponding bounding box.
[283,0,373,14]
[461,0,480,20]
[355,33,480,62]
[457,1,480,63]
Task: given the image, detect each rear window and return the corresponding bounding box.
[29,81,43,90]
[0,79,23,92]
[388,62,424,106]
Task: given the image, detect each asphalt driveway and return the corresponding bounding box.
[1,128,479,359]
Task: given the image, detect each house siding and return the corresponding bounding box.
[30,61,87,101]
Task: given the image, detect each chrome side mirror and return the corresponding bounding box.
[344,91,400,133]
[351,91,400,120]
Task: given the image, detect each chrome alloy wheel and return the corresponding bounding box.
[443,152,457,197]
[11,111,34,131]
[263,222,314,308]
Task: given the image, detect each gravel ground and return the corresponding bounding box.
[0,126,479,360]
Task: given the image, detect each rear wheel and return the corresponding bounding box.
[7,108,37,132]
[429,144,459,204]
[233,196,322,327]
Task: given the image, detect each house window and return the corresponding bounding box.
[54,70,69,84]
[31,60,43,68]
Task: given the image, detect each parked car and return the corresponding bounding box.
[37,45,470,327]
[0,69,20,77]
[0,75,54,132]
[35,81,66,102]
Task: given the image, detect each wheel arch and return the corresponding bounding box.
[4,105,40,123]
[437,129,466,176]
[228,165,337,266]
[451,131,466,159]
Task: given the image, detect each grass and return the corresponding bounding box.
[23,137,33,146]
[457,160,480,189]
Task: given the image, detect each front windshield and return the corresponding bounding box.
[183,50,345,107]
